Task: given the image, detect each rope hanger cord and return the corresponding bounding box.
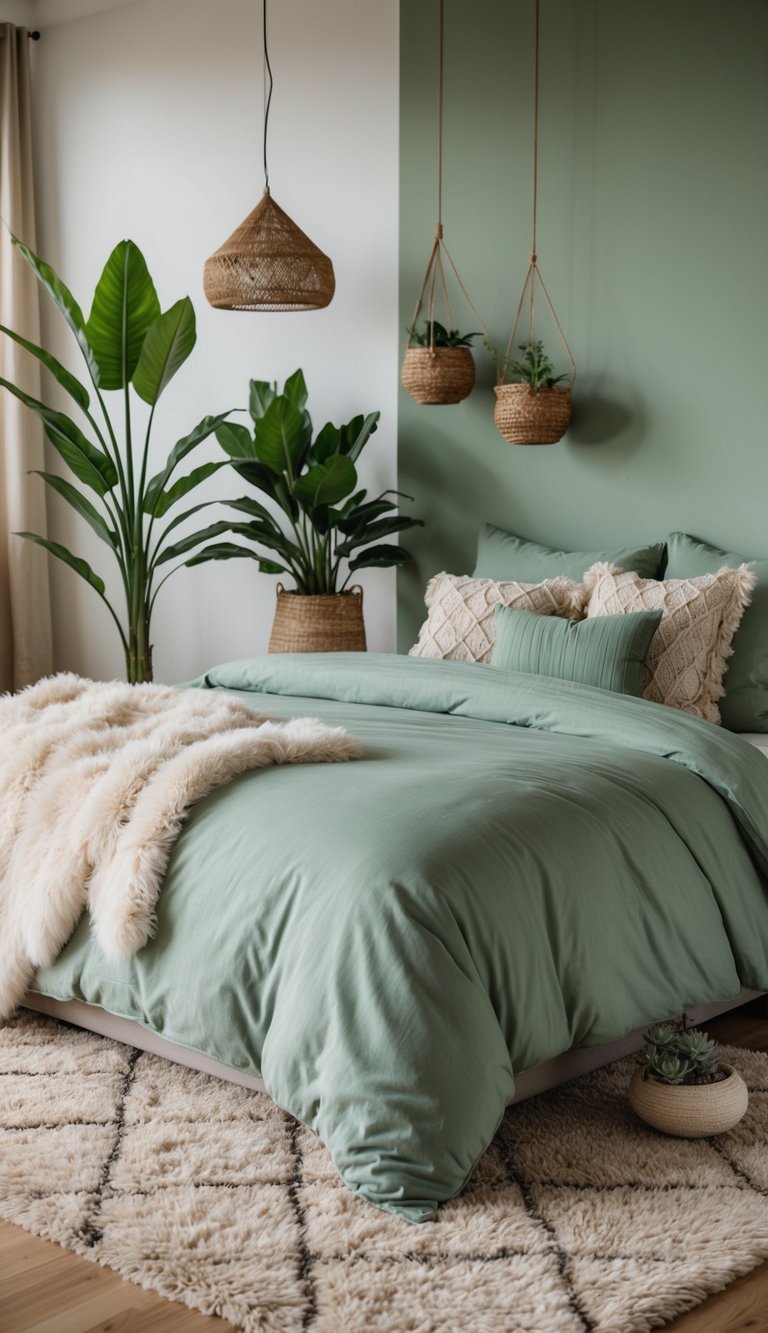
[407,0,492,352]
[501,0,575,386]
[262,0,274,193]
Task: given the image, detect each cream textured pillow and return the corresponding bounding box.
[409,572,586,664]
[583,562,756,722]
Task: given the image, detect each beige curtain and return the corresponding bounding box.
[0,23,53,691]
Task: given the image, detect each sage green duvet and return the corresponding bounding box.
[31,654,768,1221]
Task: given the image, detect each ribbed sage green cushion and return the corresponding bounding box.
[491,605,662,696]
[665,531,768,732]
[474,524,666,582]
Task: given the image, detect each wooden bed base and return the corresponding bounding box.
[22,987,766,1105]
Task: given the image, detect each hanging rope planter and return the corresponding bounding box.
[493,0,575,445]
[401,0,485,406]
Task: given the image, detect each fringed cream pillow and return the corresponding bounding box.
[409,572,586,664]
[583,562,756,722]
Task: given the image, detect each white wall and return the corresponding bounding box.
[2,2,33,25]
[29,0,399,682]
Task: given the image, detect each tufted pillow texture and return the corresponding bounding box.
[583,562,756,722]
[409,572,585,664]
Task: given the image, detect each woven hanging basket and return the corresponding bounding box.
[204,190,335,312]
[401,346,475,406]
[628,1064,748,1138]
[268,585,366,654]
[493,382,572,446]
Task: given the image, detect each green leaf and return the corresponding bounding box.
[132,298,196,405]
[293,456,357,511]
[144,460,230,518]
[347,543,413,573]
[337,497,398,535]
[0,323,90,411]
[340,412,380,463]
[253,397,312,475]
[142,411,232,514]
[15,531,105,595]
[85,240,161,389]
[227,495,282,525]
[12,238,100,385]
[282,369,308,410]
[154,520,234,565]
[0,377,117,495]
[231,460,278,494]
[249,379,276,422]
[334,513,423,556]
[310,421,342,463]
[31,472,118,548]
[216,422,256,458]
[154,499,223,547]
[182,542,284,570]
[227,519,302,563]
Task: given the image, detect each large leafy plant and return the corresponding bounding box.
[209,370,422,595]
[0,238,233,683]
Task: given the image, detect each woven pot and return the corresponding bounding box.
[401,347,476,405]
[493,383,572,445]
[268,585,366,654]
[628,1064,748,1138]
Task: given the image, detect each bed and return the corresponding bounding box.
[22,652,768,1222]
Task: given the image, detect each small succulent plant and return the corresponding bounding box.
[407,319,480,349]
[640,1016,722,1086]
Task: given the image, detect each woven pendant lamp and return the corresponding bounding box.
[203,0,335,313]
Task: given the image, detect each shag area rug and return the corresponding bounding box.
[2,1013,768,1333]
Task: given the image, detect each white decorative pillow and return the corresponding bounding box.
[583,562,756,722]
[409,572,586,664]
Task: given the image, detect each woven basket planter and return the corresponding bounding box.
[628,1064,748,1138]
[493,383,572,445]
[401,347,475,406]
[268,585,366,654]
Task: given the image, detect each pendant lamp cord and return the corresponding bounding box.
[262,0,273,193]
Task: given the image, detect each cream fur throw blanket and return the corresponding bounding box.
[0,674,361,1018]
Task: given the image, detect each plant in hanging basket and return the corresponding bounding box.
[402,321,479,407]
[211,370,423,653]
[627,1016,748,1138]
[490,339,572,446]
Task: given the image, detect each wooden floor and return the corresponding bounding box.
[1,1003,767,1333]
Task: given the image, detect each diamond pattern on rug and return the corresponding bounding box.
[2,1010,768,1332]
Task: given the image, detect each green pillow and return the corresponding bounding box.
[665,532,768,732]
[474,524,665,582]
[491,605,663,697]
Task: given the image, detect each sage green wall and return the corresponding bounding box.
[398,0,768,647]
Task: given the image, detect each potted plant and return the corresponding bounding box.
[491,338,572,445]
[0,237,236,683]
[628,1017,748,1137]
[211,370,422,653]
[401,319,480,405]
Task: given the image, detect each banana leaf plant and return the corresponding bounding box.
[0,238,235,683]
[209,370,422,595]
